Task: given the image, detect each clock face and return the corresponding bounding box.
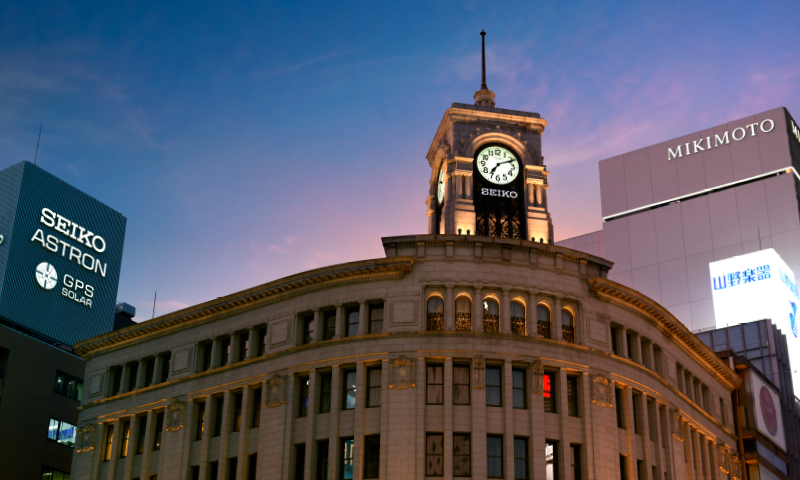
[35,262,58,290]
[476,145,520,185]
[437,168,445,204]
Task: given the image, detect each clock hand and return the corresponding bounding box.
[490,159,514,175]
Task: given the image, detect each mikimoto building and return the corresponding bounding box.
[71,37,743,480]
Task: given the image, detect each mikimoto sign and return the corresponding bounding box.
[0,162,126,345]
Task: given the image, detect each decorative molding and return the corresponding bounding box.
[76,422,96,453]
[390,355,415,389]
[265,373,286,407]
[591,373,613,407]
[718,444,731,474]
[531,360,544,394]
[473,355,486,389]
[731,453,742,480]
[165,398,185,432]
[671,410,685,442]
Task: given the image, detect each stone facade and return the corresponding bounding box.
[72,235,741,480]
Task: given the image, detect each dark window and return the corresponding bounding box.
[120,420,131,458]
[647,399,658,442]
[544,372,556,413]
[201,343,213,372]
[144,357,155,385]
[453,365,470,405]
[632,391,642,435]
[258,327,267,356]
[238,332,249,361]
[343,370,356,410]
[537,304,551,339]
[228,457,238,480]
[191,465,200,480]
[426,433,444,476]
[546,441,558,480]
[346,306,359,337]
[453,433,471,477]
[427,364,444,405]
[637,460,645,480]
[232,392,243,432]
[317,440,329,480]
[512,369,526,409]
[323,310,336,341]
[47,418,76,447]
[610,326,620,356]
[110,366,123,395]
[302,314,315,345]
[103,425,114,461]
[619,455,627,480]
[54,370,83,401]
[248,454,258,480]
[567,376,579,417]
[486,366,501,406]
[40,466,72,479]
[295,444,306,480]
[159,352,171,383]
[483,298,500,333]
[514,437,529,480]
[319,373,332,413]
[615,388,625,429]
[153,412,164,450]
[128,362,139,391]
[196,402,206,441]
[487,435,503,478]
[252,388,262,428]
[626,332,635,361]
[367,367,381,407]
[220,337,231,366]
[369,303,384,334]
[571,444,581,480]
[340,438,354,480]
[363,435,380,478]
[209,461,219,480]
[136,415,147,454]
[213,397,224,437]
[299,377,310,417]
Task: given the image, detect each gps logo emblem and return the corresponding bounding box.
[35,262,58,290]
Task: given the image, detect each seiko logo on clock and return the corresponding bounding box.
[481,188,518,198]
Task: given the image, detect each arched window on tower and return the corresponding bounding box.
[483,298,499,333]
[455,296,472,331]
[427,297,444,331]
[511,301,526,335]
[562,308,575,344]
[537,304,551,339]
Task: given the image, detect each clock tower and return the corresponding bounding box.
[426,31,553,243]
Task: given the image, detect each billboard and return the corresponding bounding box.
[751,372,787,452]
[0,162,126,345]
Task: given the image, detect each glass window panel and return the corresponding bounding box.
[426,434,444,476]
[453,365,470,405]
[58,421,76,447]
[696,332,711,347]
[545,442,556,480]
[711,330,728,350]
[427,365,444,405]
[728,327,744,353]
[456,297,471,313]
[486,367,501,407]
[511,301,524,318]
[484,299,499,316]
[487,436,503,478]
[341,438,354,480]
[561,310,573,327]
[368,368,381,408]
[453,434,471,477]
[47,418,60,441]
[344,371,357,410]
[513,370,526,409]
[514,438,528,480]
[744,323,760,350]
[369,305,383,334]
[346,308,359,337]
[760,321,769,347]
[537,305,550,322]
[428,297,444,314]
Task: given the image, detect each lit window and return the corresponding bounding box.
[543,373,556,413]
[46,418,76,447]
[54,370,83,401]
[343,371,356,410]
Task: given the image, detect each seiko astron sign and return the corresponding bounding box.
[0,161,126,345]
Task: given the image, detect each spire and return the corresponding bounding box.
[474,30,496,108]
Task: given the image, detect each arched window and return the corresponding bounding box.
[562,308,575,343]
[511,300,526,335]
[483,298,499,333]
[455,296,472,331]
[536,304,551,339]
[427,297,444,331]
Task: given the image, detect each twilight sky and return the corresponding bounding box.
[1,1,799,320]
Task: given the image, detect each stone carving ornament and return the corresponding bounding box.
[473,355,485,389]
[266,373,286,407]
[718,444,731,474]
[671,410,685,442]
[165,398,184,432]
[390,355,416,389]
[591,373,614,407]
[731,453,742,480]
[75,422,96,453]
[531,360,544,394]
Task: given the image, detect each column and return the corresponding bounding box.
[579,372,596,480]
[444,285,455,331]
[328,366,342,480]
[138,410,155,479]
[358,302,367,335]
[444,357,454,480]
[557,368,570,480]
[199,395,214,480]
[304,371,317,480]
[633,335,643,365]
[334,304,344,338]
[473,287,483,332]
[151,356,163,386]
[248,327,259,359]
[210,338,222,369]
[553,298,563,342]
[535,184,543,206]
[281,376,297,480]
[527,292,537,338]
[351,363,365,480]
[103,418,122,480]
[134,359,147,390]
[503,363,515,480]
[122,416,138,480]
[620,329,629,359]
[230,333,241,364]
[472,357,487,478]
[379,360,390,480]
[179,401,196,480]
[313,309,322,342]
[501,288,511,334]
[236,386,252,480]
[119,365,131,393]
[641,396,652,480]
[623,387,635,480]
[218,391,233,479]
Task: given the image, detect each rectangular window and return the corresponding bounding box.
[637,460,645,480]
[213,397,224,437]
[648,399,658,442]
[295,444,306,480]
[453,433,471,477]
[220,337,231,366]
[252,388,262,428]
[303,314,315,345]
[299,376,310,417]
[323,310,336,341]
[632,391,642,435]
[54,370,83,401]
[486,366,502,407]
[544,372,556,413]
[571,444,581,480]
[340,438,354,480]
[319,372,332,413]
[191,465,200,480]
[229,457,238,480]
[159,352,171,383]
[346,306,359,337]
[103,424,114,461]
[367,367,381,407]
[209,461,219,480]
[153,411,164,450]
[363,435,380,478]
[258,326,267,356]
[343,370,356,410]
[128,362,139,392]
[512,368,526,409]
[47,418,77,447]
[110,366,123,395]
[248,454,258,480]
[120,420,131,458]
[453,364,470,405]
[136,415,147,454]
[239,332,249,361]
[232,392,243,432]
[487,435,503,478]
[201,342,213,372]
[40,466,71,479]
[369,303,384,334]
[514,437,529,480]
[626,332,635,361]
[567,376,579,417]
[196,401,206,441]
[619,455,628,480]
[610,326,621,355]
[427,364,444,405]
[546,441,558,480]
[615,387,625,429]
[426,433,444,476]
[145,357,155,385]
[317,440,330,480]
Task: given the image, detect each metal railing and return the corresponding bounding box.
[427,313,444,331]
[483,315,500,333]
[511,317,526,335]
[562,325,575,343]
[537,320,551,339]
[455,313,472,331]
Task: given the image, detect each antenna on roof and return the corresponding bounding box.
[152,290,157,319]
[480,30,487,90]
[34,123,42,165]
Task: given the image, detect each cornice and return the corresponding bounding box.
[74,257,415,359]
[587,276,741,389]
